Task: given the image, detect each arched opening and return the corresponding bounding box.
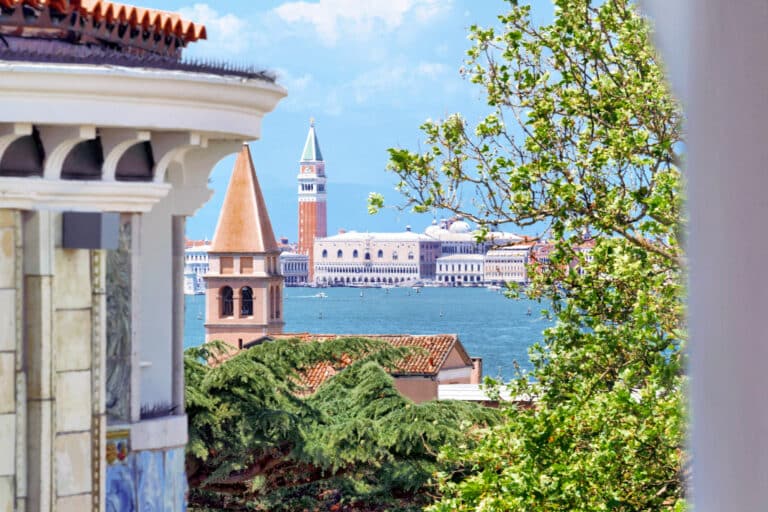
[220,286,234,316]
[0,127,44,177]
[275,287,281,318]
[116,141,155,181]
[377,249,384,258]
[364,252,371,260]
[353,249,359,258]
[240,286,253,316]
[337,249,343,258]
[62,137,104,180]
[322,249,328,258]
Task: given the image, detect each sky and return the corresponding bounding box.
[141,0,554,241]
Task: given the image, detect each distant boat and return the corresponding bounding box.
[314,292,328,299]
[196,312,203,320]
[487,285,501,291]
[412,286,422,294]
[526,307,532,316]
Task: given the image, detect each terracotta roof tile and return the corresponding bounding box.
[1,1,206,42]
[278,334,473,392]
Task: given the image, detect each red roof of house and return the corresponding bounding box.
[277,333,474,392]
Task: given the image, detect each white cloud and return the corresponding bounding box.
[275,68,313,93]
[349,61,451,105]
[178,4,249,55]
[272,0,451,46]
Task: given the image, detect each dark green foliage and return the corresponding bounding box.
[185,337,499,510]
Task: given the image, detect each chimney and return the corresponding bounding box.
[470,357,483,384]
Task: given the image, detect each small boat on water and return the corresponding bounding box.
[487,285,502,292]
[314,292,328,299]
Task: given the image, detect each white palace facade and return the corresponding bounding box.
[313,228,441,285]
[313,218,532,286]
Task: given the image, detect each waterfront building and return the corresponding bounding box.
[424,218,524,256]
[0,1,285,509]
[184,239,210,294]
[279,251,309,285]
[484,245,534,285]
[313,227,441,285]
[205,145,285,349]
[297,120,327,282]
[436,254,486,286]
[259,334,482,403]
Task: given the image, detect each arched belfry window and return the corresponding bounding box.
[241,286,253,316]
[337,249,343,258]
[220,286,234,316]
[275,287,281,318]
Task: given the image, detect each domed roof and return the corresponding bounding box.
[425,219,443,237]
[449,220,471,233]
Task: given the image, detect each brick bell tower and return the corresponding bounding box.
[205,144,284,350]
[297,118,327,282]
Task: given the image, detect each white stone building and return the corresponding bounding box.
[280,251,309,285]
[436,254,486,286]
[484,245,534,285]
[425,218,523,256]
[184,241,210,294]
[313,228,441,285]
[0,2,285,510]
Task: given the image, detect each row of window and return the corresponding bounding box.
[321,249,414,260]
[218,285,281,319]
[185,253,208,262]
[220,286,253,316]
[316,265,418,274]
[300,183,326,192]
[318,276,412,284]
[437,263,483,272]
[437,275,483,282]
[281,261,307,272]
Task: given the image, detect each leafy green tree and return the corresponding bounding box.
[372,0,686,509]
[185,337,498,511]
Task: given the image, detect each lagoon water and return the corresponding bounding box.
[184,287,551,381]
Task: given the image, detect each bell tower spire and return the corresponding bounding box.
[204,144,284,350]
[297,118,327,282]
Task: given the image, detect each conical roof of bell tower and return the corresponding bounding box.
[211,144,278,254]
[300,118,323,161]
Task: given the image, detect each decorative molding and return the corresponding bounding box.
[151,131,203,184]
[0,177,170,212]
[100,129,151,182]
[91,249,106,512]
[129,415,188,451]
[0,123,32,163]
[168,140,243,215]
[38,125,96,180]
[14,209,26,503]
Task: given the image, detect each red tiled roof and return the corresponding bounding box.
[0,1,206,42]
[278,334,473,392]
